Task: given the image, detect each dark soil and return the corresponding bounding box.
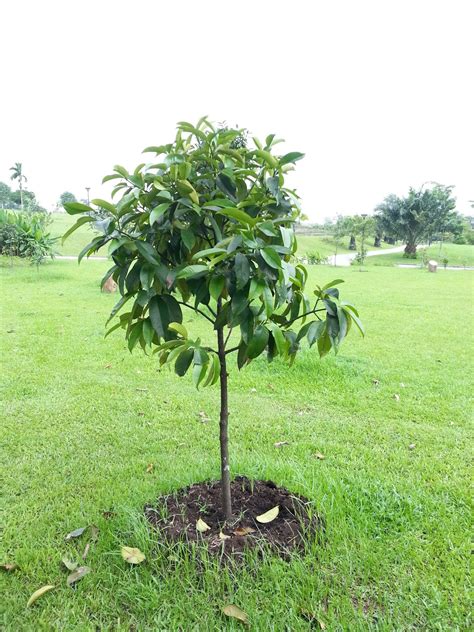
[144,476,323,560]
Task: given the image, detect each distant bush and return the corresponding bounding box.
[306,250,328,265]
[0,210,56,264]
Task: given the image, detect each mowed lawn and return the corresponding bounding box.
[1,260,472,630]
[366,243,474,268]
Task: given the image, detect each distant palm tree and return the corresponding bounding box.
[9,162,27,211]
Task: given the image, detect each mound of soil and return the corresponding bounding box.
[144,476,323,559]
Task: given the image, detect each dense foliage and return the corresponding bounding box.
[64,118,362,516]
[0,209,56,264]
[375,184,460,256]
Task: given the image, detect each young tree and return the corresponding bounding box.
[375,184,457,256]
[63,119,363,519]
[9,163,27,212]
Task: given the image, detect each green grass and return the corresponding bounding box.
[1,261,472,630]
[366,243,474,268]
[49,213,103,257]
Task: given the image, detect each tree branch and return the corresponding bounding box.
[176,300,215,324]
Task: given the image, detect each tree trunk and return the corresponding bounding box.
[348,235,356,250]
[404,242,417,256]
[217,320,232,520]
[374,235,381,247]
[19,181,24,212]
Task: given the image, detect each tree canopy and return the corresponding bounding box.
[375,184,459,255]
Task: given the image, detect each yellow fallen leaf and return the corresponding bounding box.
[219,531,231,540]
[27,585,55,607]
[146,463,154,473]
[233,526,256,536]
[222,604,249,624]
[314,452,325,460]
[196,518,211,533]
[256,505,279,524]
[121,546,145,564]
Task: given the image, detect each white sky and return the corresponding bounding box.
[1,0,473,220]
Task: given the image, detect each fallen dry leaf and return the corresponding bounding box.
[146,463,154,474]
[102,510,116,520]
[400,382,406,388]
[90,525,99,542]
[82,543,90,560]
[104,363,112,369]
[233,526,256,536]
[61,557,78,571]
[27,585,55,607]
[136,387,148,392]
[1,563,18,572]
[198,411,210,423]
[274,441,289,448]
[67,566,91,587]
[65,526,87,540]
[219,531,231,540]
[299,609,326,629]
[121,546,145,565]
[372,379,380,387]
[196,518,211,533]
[408,443,416,450]
[256,505,279,524]
[313,452,325,460]
[222,604,249,624]
[250,387,257,393]
[393,394,400,401]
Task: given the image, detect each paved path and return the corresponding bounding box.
[327,245,407,267]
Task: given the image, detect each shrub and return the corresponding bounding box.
[0,210,56,265]
[306,250,327,265]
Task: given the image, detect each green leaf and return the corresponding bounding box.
[321,279,345,291]
[113,165,130,178]
[150,202,171,225]
[217,208,257,227]
[192,247,227,260]
[128,321,143,351]
[247,325,269,359]
[143,319,154,345]
[203,353,220,387]
[192,362,208,388]
[216,173,237,201]
[62,216,94,243]
[91,198,116,214]
[261,247,281,269]
[175,348,194,376]
[234,253,250,289]
[181,228,196,251]
[63,202,93,215]
[256,149,278,168]
[136,241,160,265]
[176,265,208,279]
[149,296,168,339]
[249,278,265,302]
[343,305,365,336]
[262,285,274,317]
[106,294,132,325]
[307,320,325,347]
[168,322,188,339]
[209,276,225,301]
[279,152,305,166]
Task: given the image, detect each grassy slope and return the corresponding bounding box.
[366,243,474,267]
[1,261,472,630]
[296,234,392,259]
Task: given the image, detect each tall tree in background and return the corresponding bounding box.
[376,184,458,256]
[58,191,77,207]
[0,182,12,209]
[9,163,27,212]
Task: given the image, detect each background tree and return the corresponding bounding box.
[63,119,363,519]
[58,191,77,207]
[0,182,12,209]
[9,163,27,211]
[375,184,458,257]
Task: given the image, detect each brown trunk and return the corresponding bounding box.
[217,305,232,520]
[404,242,417,256]
[374,235,381,247]
[348,235,356,250]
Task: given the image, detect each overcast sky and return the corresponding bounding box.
[1,0,473,220]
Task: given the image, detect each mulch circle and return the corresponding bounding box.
[144,476,323,560]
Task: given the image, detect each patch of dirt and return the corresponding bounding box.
[144,476,323,559]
